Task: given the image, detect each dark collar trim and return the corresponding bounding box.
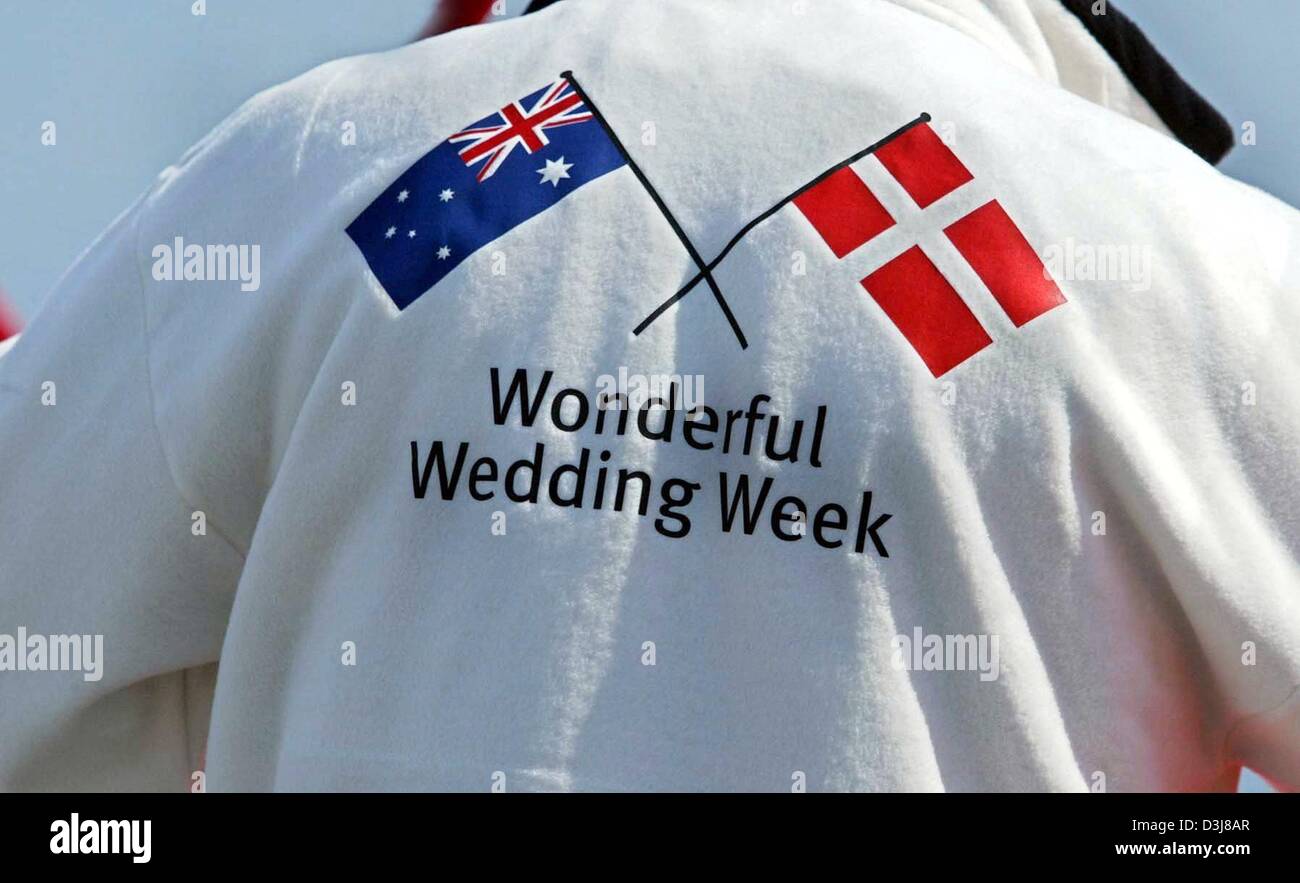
[525,0,1233,165]
[1057,0,1233,164]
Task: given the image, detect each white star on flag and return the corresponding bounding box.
[408,229,416,238]
[385,226,396,239]
[439,188,455,202]
[397,189,410,203]
[537,156,573,187]
[437,246,451,260]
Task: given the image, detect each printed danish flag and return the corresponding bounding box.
[793,120,1066,376]
[637,115,1066,376]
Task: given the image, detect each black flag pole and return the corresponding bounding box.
[560,70,749,349]
[633,112,932,338]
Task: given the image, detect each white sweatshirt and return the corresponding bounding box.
[1,0,1297,792]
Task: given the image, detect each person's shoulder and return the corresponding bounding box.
[137,51,367,223]
[130,20,533,241]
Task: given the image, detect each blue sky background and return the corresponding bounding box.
[0,1,1290,792]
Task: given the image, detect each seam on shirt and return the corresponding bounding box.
[293,59,355,175]
[1221,680,1300,770]
[124,67,339,566]
[129,195,248,562]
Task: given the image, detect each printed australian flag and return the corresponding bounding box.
[347,76,627,310]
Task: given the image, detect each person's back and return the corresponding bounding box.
[2,0,1297,791]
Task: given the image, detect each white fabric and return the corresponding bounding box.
[2,0,1297,792]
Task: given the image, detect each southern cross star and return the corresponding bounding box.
[536,157,573,187]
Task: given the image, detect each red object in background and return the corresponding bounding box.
[418,0,497,39]
[0,289,20,342]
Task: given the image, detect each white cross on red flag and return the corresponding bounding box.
[793,121,1066,377]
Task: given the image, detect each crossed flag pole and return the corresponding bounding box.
[559,71,750,349]
[567,71,928,352]
[626,109,933,342]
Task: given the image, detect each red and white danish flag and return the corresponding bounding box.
[793,121,1066,377]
